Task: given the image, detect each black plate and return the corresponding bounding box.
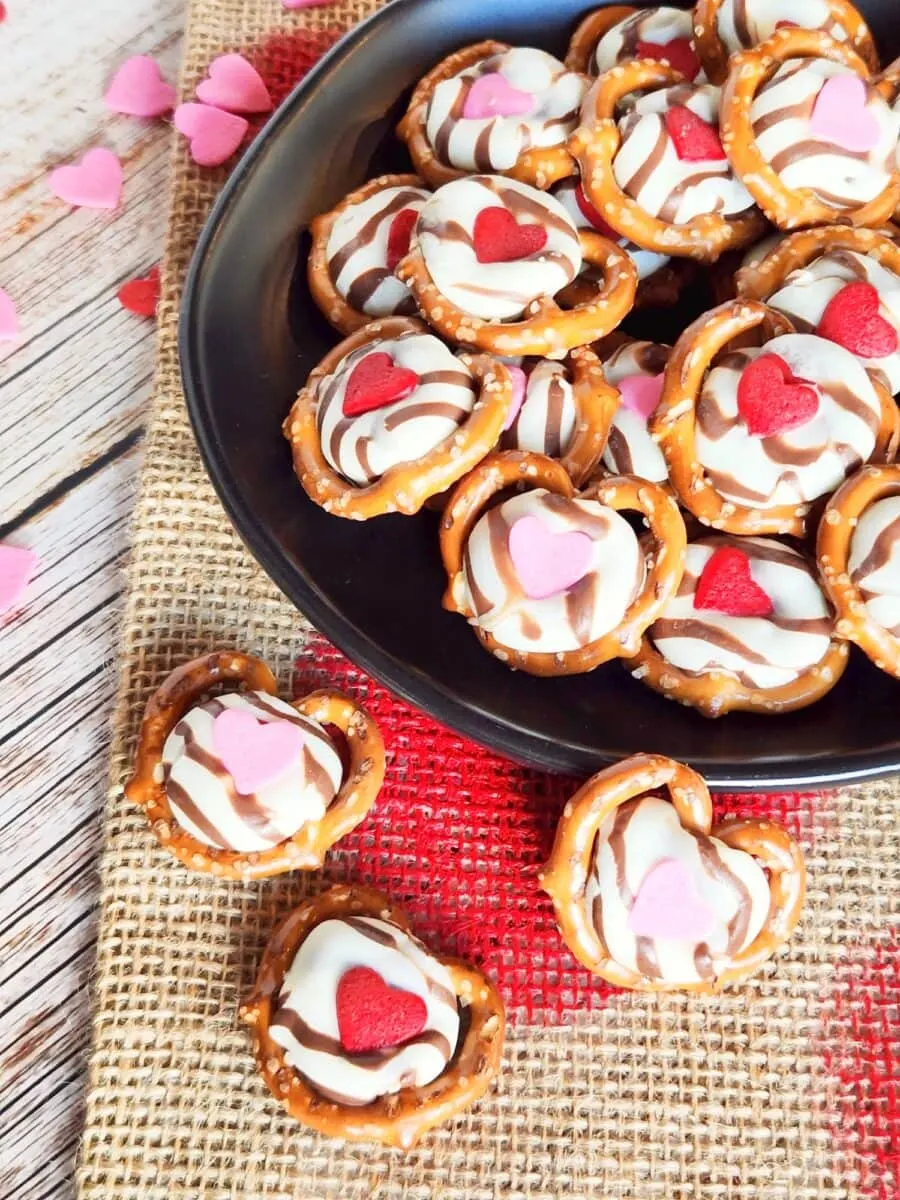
[180,0,900,790]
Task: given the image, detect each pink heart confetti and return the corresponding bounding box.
[49,148,123,210]
[0,287,21,341]
[619,373,664,421]
[629,858,718,941]
[196,53,273,115]
[212,709,305,794]
[810,74,881,153]
[463,73,535,120]
[173,103,248,167]
[104,55,176,118]
[503,365,528,431]
[0,545,38,616]
[282,0,335,7]
[508,515,593,600]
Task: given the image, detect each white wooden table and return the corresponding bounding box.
[0,3,186,1195]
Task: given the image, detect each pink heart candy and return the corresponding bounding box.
[629,858,718,941]
[463,73,535,120]
[0,545,38,615]
[104,55,176,118]
[810,74,881,153]
[49,148,123,210]
[213,709,305,794]
[503,365,528,431]
[508,515,593,600]
[0,287,20,341]
[196,53,273,115]
[619,373,664,421]
[173,103,249,167]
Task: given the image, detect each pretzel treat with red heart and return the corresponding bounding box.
[397,41,586,190]
[720,29,900,230]
[651,299,899,537]
[283,317,515,519]
[125,652,385,879]
[594,336,671,484]
[626,534,848,716]
[567,6,704,81]
[440,450,685,675]
[396,175,638,356]
[241,884,505,1148]
[817,464,900,677]
[540,753,807,991]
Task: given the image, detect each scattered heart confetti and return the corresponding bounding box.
[574,183,619,238]
[694,546,774,617]
[618,373,663,421]
[0,4,7,23]
[462,73,535,120]
[196,53,273,115]
[473,206,548,265]
[0,545,38,616]
[212,709,305,794]
[104,55,176,118]
[664,105,726,162]
[336,966,428,1053]
[173,103,248,167]
[117,265,161,318]
[635,37,701,81]
[508,515,593,600]
[736,353,819,437]
[817,281,898,359]
[629,858,718,941]
[810,74,880,153]
[385,208,418,271]
[343,352,419,417]
[0,287,21,341]
[49,148,123,210]
[503,364,528,431]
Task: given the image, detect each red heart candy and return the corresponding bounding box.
[343,351,419,417]
[635,37,701,82]
[816,281,899,360]
[736,354,819,437]
[472,206,548,264]
[663,105,726,162]
[117,265,161,318]
[694,546,774,617]
[336,966,428,1053]
[574,183,619,238]
[386,208,418,271]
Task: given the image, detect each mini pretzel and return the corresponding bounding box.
[539,753,807,992]
[568,59,766,261]
[817,464,900,677]
[735,224,900,303]
[125,651,385,879]
[720,29,900,231]
[440,450,686,675]
[240,884,505,1149]
[283,317,515,519]
[566,5,703,80]
[651,298,899,537]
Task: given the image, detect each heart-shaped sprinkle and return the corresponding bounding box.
[635,37,701,82]
[663,105,726,162]
[503,364,528,430]
[508,515,593,600]
[104,55,176,118]
[0,287,21,342]
[810,74,881,153]
[196,53,273,114]
[117,265,160,318]
[816,281,899,359]
[736,353,819,437]
[343,352,419,417]
[574,183,619,237]
[472,206,548,265]
[173,103,248,167]
[212,709,305,795]
[386,208,418,271]
[49,148,123,210]
[336,966,428,1053]
[619,373,664,421]
[463,73,535,120]
[0,545,38,615]
[629,858,718,941]
[694,546,774,617]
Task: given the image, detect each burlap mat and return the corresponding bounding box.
[77,1,899,1196]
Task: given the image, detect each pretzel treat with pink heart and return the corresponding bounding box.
[440,450,685,676]
[651,298,899,537]
[125,652,385,879]
[241,884,505,1148]
[283,317,515,519]
[594,336,671,484]
[540,753,807,991]
[566,5,704,82]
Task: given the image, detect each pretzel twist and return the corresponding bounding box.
[735,224,900,302]
[564,5,639,74]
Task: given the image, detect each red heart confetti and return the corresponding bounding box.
[694,546,774,617]
[336,965,428,1053]
[736,354,819,437]
[816,281,899,359]
[574,183,619,237]
[386,208,418,271]
[635,37,701,82]
[664,105,726,162]
[343,352,419,417]
[117,265,161,318]
[472,206,548,264]
[0,4,7,22]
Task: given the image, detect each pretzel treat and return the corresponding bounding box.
[626,534,848,716]
[817,464,900,677]
[396,175,638,356]
[124,652,385,879]
[440,450,685,675]
[540,753,807,991]
[567,5,704,82]
[283,317,515,519]
[720,29,900,230]
[694,0,878,84]
[569,62,764,261]
[241,884,505,1149]
[307,174,431,335]
[397,42,586,190]
[735,226,900,392]
[710,231,786,304]
[651,299,898,536]
[595,336,671,484]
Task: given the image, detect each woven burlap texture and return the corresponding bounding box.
[77,1,899,1197]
